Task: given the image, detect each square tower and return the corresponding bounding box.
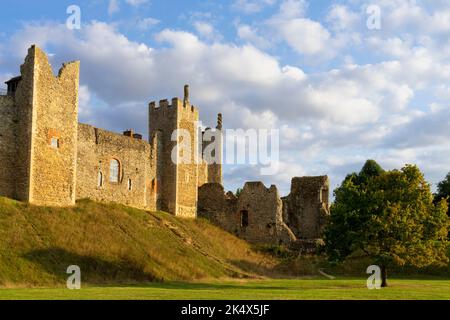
[9,45,79,206]
[149,86,200,218]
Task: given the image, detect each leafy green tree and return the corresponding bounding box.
[436,173,450,216]
[324,161,449,287]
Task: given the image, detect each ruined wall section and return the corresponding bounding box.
[283,176,330,239]
[0,96,16,198]
[28,47,79,206]
[198,182,296,245]
[76,123,154,209]
[198,183,237,229]
[236,182,295,245]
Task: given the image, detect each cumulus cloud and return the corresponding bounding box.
[326,4,359,31]
[232,0,277,14]
[237,24,271,48]
[2,0,450,194]
[137,17,160,30]
[108,0,120,16]
[125,0,149,7]
[193,22,222,42]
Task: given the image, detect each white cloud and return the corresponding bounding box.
[193,22,222,42]
[125,0,149,7]
[237,24,271,48]
[108,0,120,16]
[137,17,160,30]
[3,10,450,194]
[232,0,277,14]
[265,0,352,60]
[277,0,307,19]
[271,18,331,55]
[326,4,359,31]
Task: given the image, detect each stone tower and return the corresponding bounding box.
[148,85,200,218]
[1,45,79,206]
[207,113,223,184]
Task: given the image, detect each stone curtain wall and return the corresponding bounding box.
[236,182,295,245]
[76,123,154,209]
[198,182,297,245]
[198,177,330,245]
[10,47,37,202]
[0,96,16,199]
[198,183,237,229]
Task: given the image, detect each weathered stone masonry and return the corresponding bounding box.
[0,46,221,216]
[198,177,330,245]
[0,46,330,245]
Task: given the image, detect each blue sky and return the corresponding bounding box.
[0,0,449,195]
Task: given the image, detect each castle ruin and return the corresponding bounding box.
[0,46,330,246]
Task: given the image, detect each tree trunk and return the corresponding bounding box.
[381,265,388,288]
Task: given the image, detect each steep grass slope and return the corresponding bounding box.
[0,197,277,287]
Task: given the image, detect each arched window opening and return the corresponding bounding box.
[110,159,120,183]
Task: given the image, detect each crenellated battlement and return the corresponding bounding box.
[149,97,199,116]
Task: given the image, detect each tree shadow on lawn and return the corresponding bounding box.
[22,248,157,285]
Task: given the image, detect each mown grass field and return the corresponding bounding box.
[0,278,449,300]
[0,196,449,300]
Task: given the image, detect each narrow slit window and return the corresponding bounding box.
[128,179,132,191]
[98,172,103,187]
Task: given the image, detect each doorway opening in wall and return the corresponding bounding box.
[240,210,249,228]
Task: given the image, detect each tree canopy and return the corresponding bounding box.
[324,160,449,287]
[436,172,450,216]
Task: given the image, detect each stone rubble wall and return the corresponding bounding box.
[76,123,155,210]
[0,96,16,199]
[198,176,330,246]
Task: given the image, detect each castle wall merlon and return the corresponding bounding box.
[172,97,183,108]
[159,99,169,108]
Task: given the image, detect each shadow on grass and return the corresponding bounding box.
[23,248,157,284]
[110,281,295,291]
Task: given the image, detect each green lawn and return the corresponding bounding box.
[1,278,450,300]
